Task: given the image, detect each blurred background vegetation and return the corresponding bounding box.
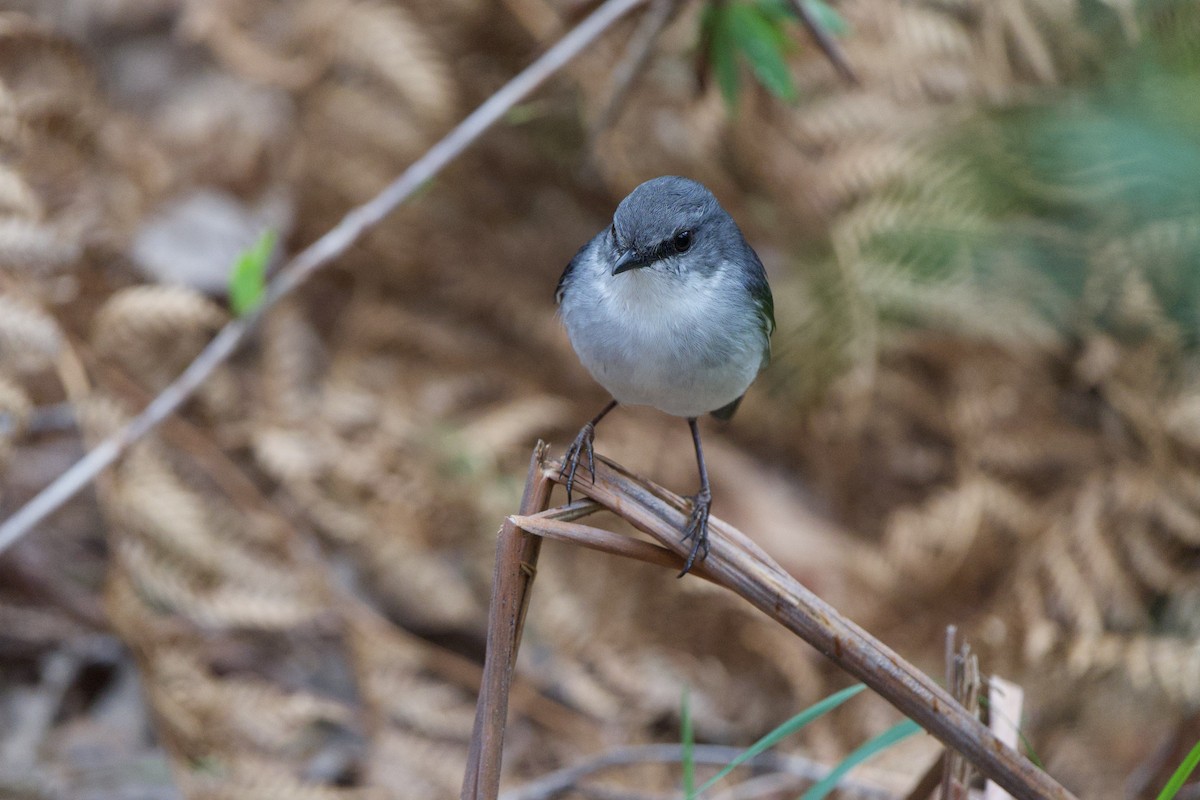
[1,0,1199,797]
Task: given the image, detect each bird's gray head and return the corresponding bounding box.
[608,176,739,277]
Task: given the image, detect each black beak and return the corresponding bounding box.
[612,249,647,276]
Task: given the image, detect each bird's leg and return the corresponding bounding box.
[679,417,712,577]
[560,399,618,502]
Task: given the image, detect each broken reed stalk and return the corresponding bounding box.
[462,444,556,800]
[985,677,1026,800]
[463,444,1078,800]
[942,627,980,800]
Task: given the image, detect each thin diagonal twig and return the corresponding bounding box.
[0,0,650,556]
[787,0,858,84]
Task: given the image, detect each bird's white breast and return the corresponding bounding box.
[560,253,766,418]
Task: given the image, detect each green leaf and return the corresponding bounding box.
[750,0,795,49]
[800,719,923,800]
[693,684,866,796]
[681,687,696,798]
[228,229,276,317]
[704,4,742,107]
[755,0,794,24]
[728,4,798,102]
[1157,738,1200,800]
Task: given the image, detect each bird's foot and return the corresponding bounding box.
[678,488,712,577]
[559,422,597,503]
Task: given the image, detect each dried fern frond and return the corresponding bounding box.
[305,83,441,165]
[177,0,323,91]
[146,74,295,195]
[0,13,97,107]
[80,384,328,629]
[92,285,227,390]
[367,729,469,800]
[1065,632,1200,706]
[883,476,1039,594]
[260,301,326,423]
[0,217,81,274]
[787,92,908,148]
[347,617,478,740]
[0,372,31,474]
[185,755,386,800]
[150,648,353,754]
[303,0,457,126]
[115,532,326,630]
[809,141,930,215]
[0,373,31,430]
[0,292,63,373]
[0,165,41,218]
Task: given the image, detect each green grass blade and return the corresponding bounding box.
[978,695,1044,769]
[228,229,276,317]
[1156,738,1200,800]
[693,684,866,796]
[682,687,695,798]
[800,718,922,800]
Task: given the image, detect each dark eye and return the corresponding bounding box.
[673,230,693,253]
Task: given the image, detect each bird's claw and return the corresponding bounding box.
[559,422,596,503]
[678,489,712,577]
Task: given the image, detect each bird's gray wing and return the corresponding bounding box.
[555,233,602,305]
[710,395,744,421]
[743,246,775,367]
[711,246,774,423]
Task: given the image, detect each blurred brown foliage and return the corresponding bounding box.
[0,1,1198,798]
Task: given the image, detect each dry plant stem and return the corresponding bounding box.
[463,444,556,800]
[533,498,606,523]
[787,0,858,84]
[550,453,1076,800]
[588,0,678,140]
[0,0,651,556]
[511,513,719,583]
[942,626,960,800]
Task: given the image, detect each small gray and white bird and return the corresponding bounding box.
[556,176,775,575]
